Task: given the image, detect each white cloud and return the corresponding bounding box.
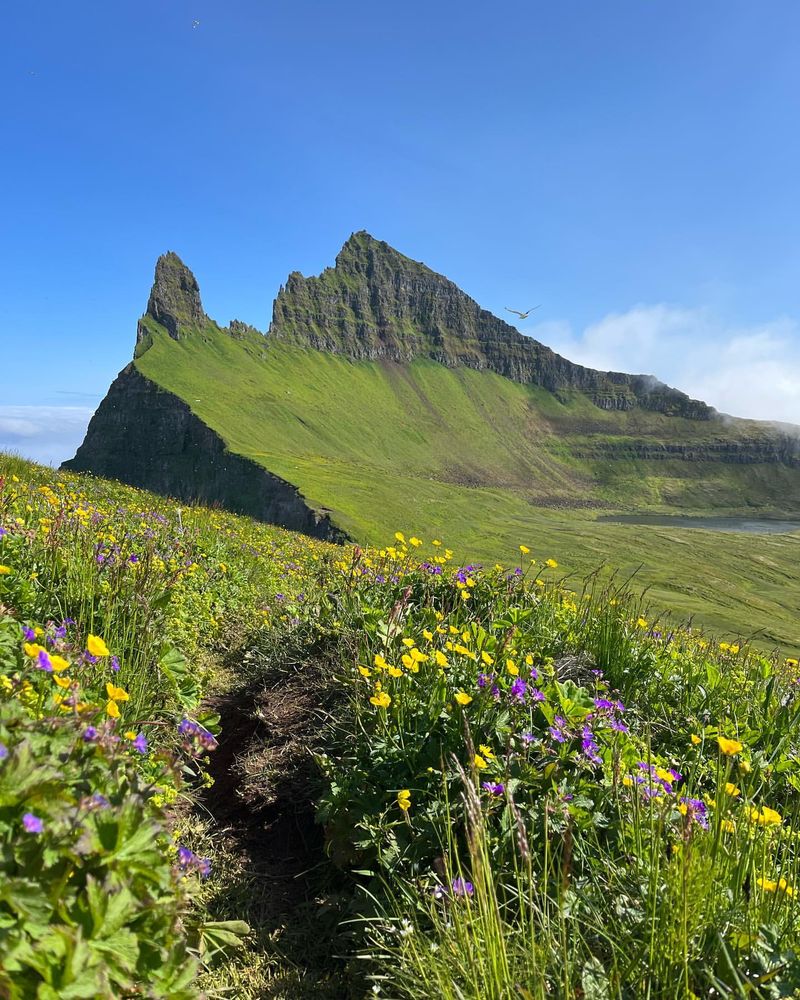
[0,406,95,467]
[527,306,800,426]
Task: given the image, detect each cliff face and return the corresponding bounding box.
[270,232,712,418]
[63,237,800,540]
[63,365,347,543]
[572,437,800,466]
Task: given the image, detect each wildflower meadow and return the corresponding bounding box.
[1,451,799,998]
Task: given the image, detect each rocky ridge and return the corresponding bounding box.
[269,232,712,417]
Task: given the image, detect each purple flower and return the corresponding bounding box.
[110,655,120,673]
[521,732,536,744]
[35,649,53,673]
[510,677,527,702]
[477,673,490,689]
[594,698,615,711]
[83,726,98,742]
[581,725,603,766]
[482,782,505,796]
[23,627,36,642]
[451,877,474,897]
[679,796,709,830]
[176,844,212,878]
[0,743,7,760]
[530,688,546,702]
[22,813,44,834]
[177,846,194,867]
[132,733,148,754]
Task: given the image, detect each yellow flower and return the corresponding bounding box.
[690,734,701,745]
[53,674,71,689]
[124,730,137,740]
[506,659,519,675]
[460,590,470,601]
[725,782,741,798]
[106,683,129,702]
[388,666,403,678]
[0,565,11,575]
[370,691,391,708]
[401,654,417,672]
[473,754,488,770]
[717,736,743,756]
[480,651,494,666]
[49,655,69,673]
[374,653,388,670]
[519,545,530,555]
[394,531,406,544]
[106,699,120,718]
[738,759,752,775]
[357,665,372,677]
[756,876,777,893]
[434,651,448,668]
[87,635,110,658]
[546,559,558,569]
[748,805,782,827]
[478,744,495,760]
[402,638,416,648]
[636,617,648,629]
[409,537,422,548]
[721,819,736,833]
[23,643,45,658]
[422,629,434,641]
[454,692,473,706]
[622,775,634,787]
[397,789,411,811]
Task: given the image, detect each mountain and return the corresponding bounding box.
[64,233,800,556]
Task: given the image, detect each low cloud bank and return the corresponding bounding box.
[529,306,800,426]
[0,406,95,467]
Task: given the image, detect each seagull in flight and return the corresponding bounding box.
[505,306,540,320]
[192,19,200,28]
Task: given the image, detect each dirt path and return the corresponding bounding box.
[197,664,355,998]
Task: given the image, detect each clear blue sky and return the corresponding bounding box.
[2,1,800,462]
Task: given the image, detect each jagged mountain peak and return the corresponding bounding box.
[334,230,426,271]
[269,235,712,419]
[145,251,207,339]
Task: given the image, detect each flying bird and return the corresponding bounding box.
[505,306,540,320]
[192,19,200,28]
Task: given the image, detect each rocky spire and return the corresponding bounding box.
[144,251,207,339]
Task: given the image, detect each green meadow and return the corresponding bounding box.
[2,451,800,998]
[135,324,800,651]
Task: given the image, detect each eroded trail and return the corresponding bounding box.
[198,663,353,998]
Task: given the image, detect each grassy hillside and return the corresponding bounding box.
[2,452,800,998]
[134,323,800,650]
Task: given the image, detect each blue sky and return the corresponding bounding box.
[2,1,800,463]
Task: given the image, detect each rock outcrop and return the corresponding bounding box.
[63,365,347,543]
[270,232,712,418]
